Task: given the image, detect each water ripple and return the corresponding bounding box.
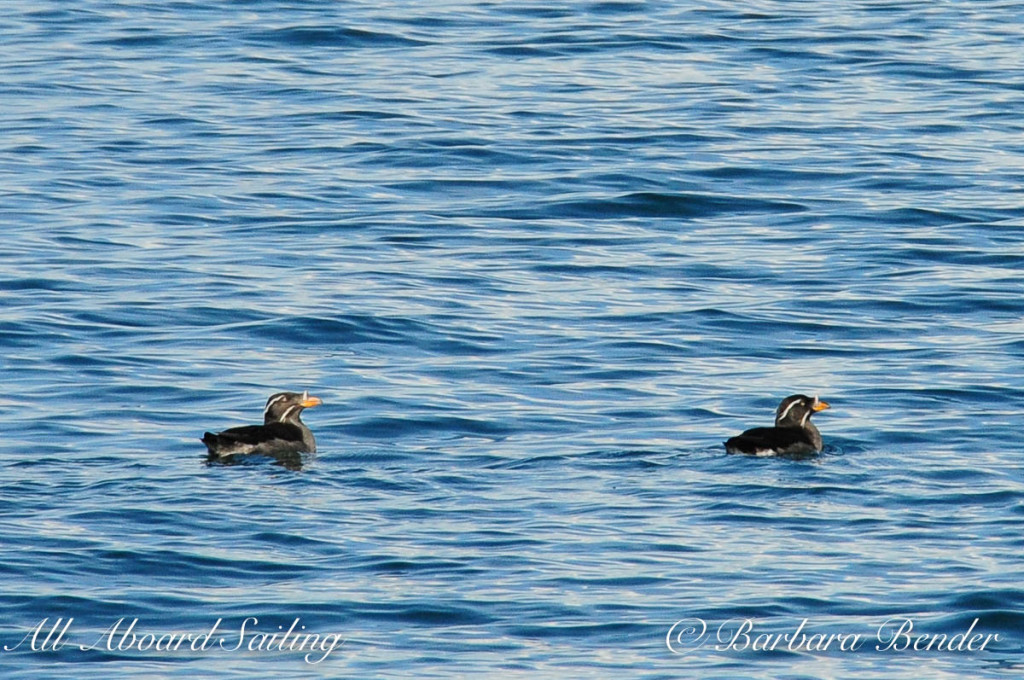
[2,1,1024,678]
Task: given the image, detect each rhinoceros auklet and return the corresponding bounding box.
[202,391,322,457]
[724,394,830,456]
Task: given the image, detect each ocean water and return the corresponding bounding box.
[2,1,1024,677]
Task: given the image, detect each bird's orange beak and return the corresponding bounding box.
[812,399,830,412]
[301,395,323,408]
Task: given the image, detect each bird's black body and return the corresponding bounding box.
[202,391,322,458]
[724,394,830,456]
[724,425,820,456]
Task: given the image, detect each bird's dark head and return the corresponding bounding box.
[263,390,323,424]
[774,394,830,427]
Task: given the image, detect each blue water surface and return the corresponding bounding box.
[2,1,1024,678]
